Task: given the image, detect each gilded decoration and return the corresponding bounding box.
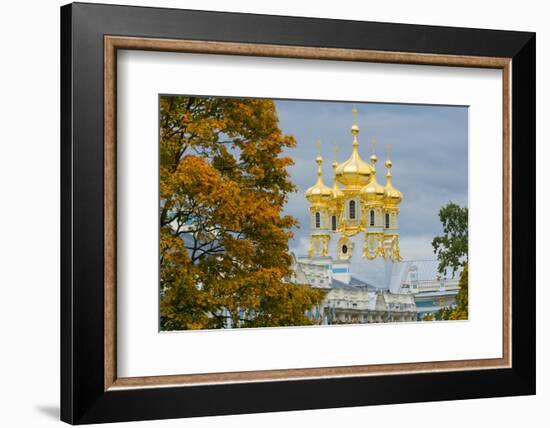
[306,106,403,262]
[337,235,354,260]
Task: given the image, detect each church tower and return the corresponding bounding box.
[305,142,332,257]
[304,106,403,287]
[381,146,403,261]
[332,106,373,260]
[361,139,387,260]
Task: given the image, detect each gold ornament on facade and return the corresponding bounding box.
[391,236,403,261]
[381,236,389,258]
[309,234,330,257]
[363,233,387,260]
[363,233,382,260]
[321,236,330,257]
[382,234,403,261]
[337,236,353,260]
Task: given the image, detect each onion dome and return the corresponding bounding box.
[384,158,403,205]
[361,152,386,201]
[305,155,333,204]
[334,107,373,187]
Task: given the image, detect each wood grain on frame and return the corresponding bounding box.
[104,36,512,391]
[104,36,117,390]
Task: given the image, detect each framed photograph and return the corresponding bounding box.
[60,2,535,424]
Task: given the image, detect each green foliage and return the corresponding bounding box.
[431,202,469,321]
[431,202,468,277]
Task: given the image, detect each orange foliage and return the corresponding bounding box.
[159,96,323,330]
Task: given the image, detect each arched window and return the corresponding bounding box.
[342,244,348,255]
[370,210,375,226]
[315,212,321,228]
[331,215,337,231]
[349,200,356,220]
[385,212,390,229]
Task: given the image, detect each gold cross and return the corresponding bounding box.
[352,104,357,125]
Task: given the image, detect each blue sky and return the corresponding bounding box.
[274,99,468,261]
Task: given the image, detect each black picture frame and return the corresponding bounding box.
[61,2,535,424]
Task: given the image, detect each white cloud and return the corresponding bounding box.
[398,235,437,261]
[289,235,310,257]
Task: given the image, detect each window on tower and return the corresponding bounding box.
[315,212,321,228]
[385,213,390,229]
[331,215,337,231]
[349,200,356,220]
[370,210,375,226]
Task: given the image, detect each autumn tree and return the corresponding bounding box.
[159,96,323,330]
[431,202,469,320]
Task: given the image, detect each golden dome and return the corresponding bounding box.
[361,156,385,201]
[305,155,333,203]
[384,159,402,205]
[334,109,373,188]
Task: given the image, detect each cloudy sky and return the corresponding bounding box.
[274,99,468,261]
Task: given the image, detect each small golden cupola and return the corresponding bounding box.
[305,152,333,205]
[383,147,403,205]
[334,106,373,189]
[361,138,386,202]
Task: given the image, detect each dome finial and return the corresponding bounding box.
[305,138,333,203]
[351,104,359,140]
[361,138,386,202]
[315,138,323,177]
[385,143,393,184]
[370,137,378,166]
[383,143,402,205]
[385,143,392,170]
[334,107,373,188]
[316,157,323,180]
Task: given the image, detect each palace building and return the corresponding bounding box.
[293,107,458,324]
